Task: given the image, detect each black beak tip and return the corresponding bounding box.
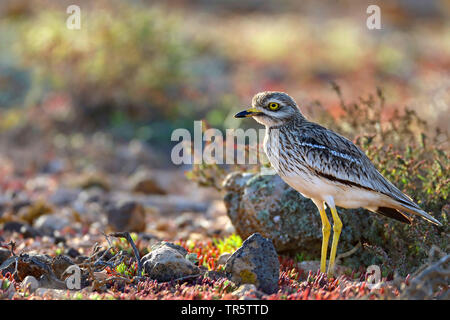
[234,111,248,118]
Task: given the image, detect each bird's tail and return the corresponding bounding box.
[393,199,442,226]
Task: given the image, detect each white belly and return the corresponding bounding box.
[281,173,385,210]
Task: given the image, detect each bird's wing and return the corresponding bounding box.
[290,123,415,206]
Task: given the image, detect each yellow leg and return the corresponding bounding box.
[313,200,331,273]
[327,204,343,276]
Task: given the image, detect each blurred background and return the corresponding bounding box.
[0,0,449,172]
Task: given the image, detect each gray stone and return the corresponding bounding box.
[129,170,167,195]
[2,221,41,238]
[217,252,232,265]
[34,214,70,235]
[38,273,67,290]
[106,200,146,232]
[150,241,188,256]
[225,233,279,294]
[20,276,39,293]
[399,254,450,300]
[224,172,325,253]
[141,242,200,282]
[49,188,81,206]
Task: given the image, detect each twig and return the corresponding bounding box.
[7,241,16,256]
[108,232,143,278]
[336,242,361,263]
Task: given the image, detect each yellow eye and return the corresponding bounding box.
[268,102,279,110]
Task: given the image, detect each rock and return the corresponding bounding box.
[141,242,200,282]
[49,188,81,206]
[34,214,70,235]
[129,170,167,195]
[20,276,39,293]
[16,253,53,281]
[106,200,146,232]
[38,273,67,290]
[11,199,32,214]
[174,213,195,229]
[223,172,322,253]
[150,241,188,257]
[65,248,81,258]
[399,254,450,300]
[225,233,279,294]
[0,248,11,265]
[72,188,108,224]
[2,221,41,238]
[51,255,75,279]
[3,221,25,233]
[76,172,110,191]
[75,188,106,208]
[217,252,232,266]
[232,284,265,299]
[53,235,66,245]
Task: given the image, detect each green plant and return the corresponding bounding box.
[213,234,243,255]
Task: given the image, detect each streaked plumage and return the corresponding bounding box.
[235,91,442,275]
[264,115,440,225]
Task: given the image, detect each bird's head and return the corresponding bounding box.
[234,91,303,127]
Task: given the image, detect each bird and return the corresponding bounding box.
[234,91,442,276]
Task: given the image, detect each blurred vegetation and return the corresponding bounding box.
[0,0,448,149]
[17,6,193,117]
[0,1,240,149]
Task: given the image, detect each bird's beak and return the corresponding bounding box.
[234,107,262,118]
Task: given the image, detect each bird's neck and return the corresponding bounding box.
[266,113,306,132]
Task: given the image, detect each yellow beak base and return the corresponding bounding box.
[234,108,262,118]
